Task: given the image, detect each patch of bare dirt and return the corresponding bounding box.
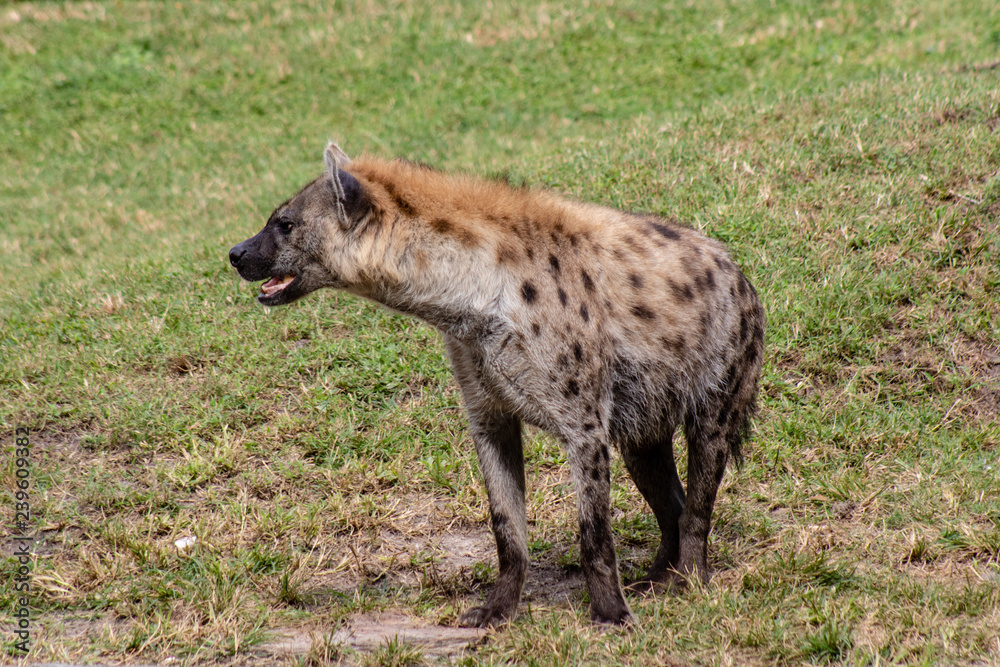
[254,526,588,662]
[958,337,1000,421]
[932,104,1000,129]
[261,613,487,661]
[878,306,1000,420]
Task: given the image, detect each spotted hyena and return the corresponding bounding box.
[229,143,765,627]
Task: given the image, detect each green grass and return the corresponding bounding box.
[2,0,1000,664]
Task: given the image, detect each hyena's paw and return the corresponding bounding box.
[589,605,636,626]
[458,604,514,628]
[625,569,687,596]
[624,578,660,595]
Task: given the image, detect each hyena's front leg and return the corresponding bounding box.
[446,339,528,627]
[568,437,634,625]
[461,408,527,627]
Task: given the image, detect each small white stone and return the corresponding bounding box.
[174,535,197,551]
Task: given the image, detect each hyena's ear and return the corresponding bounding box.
[324,142,370,230]
[325,142,351,171]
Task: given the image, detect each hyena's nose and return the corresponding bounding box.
[229,244,245,268]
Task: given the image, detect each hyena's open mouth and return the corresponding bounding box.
[258,274,298,304]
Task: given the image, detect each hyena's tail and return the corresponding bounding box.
[722,278,766,468]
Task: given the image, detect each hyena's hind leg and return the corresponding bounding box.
[620,429,687,590]
[675,416,730,584]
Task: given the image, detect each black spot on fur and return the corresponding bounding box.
[624,236,647,255]
[715,387,734,430]
[661,334,686,351]
[668,279,695,302]
[431,218,452,234]
[558,288,568,307]
[557,354,569,369]
[730,328,742,353]
[549,254,561,273]
[704,269,715,290]
[573,343,584,362]
[718,402,731,427]
[383,182,418,216]
[681,254,701,279]
[580,517,617,566]
[591,467,601,481]
[724,363,739,388]
[581,270,595,293]
[521,281,538,304]
[580,304,590,322]
[649,221,681,240]
[569,234,579,247]
[496,243,519,265]
[629,273,644,289]
[739,313,749,344]
[584,423,595,432]
[714,450,726,483]
[526,247,535,260]
[566,379,580,397]
[631,304,656,321]
[532,323,541,337]
[394,195,417,216]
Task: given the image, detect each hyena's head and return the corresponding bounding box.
[228,143,372,306]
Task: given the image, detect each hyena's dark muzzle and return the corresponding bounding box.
[229,230,303,306]
[229,235,272,282]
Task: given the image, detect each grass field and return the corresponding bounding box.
[2,0,999,664]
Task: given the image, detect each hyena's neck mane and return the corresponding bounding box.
[340,156,587,342]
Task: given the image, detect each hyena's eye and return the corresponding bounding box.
[277,219,294,234]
